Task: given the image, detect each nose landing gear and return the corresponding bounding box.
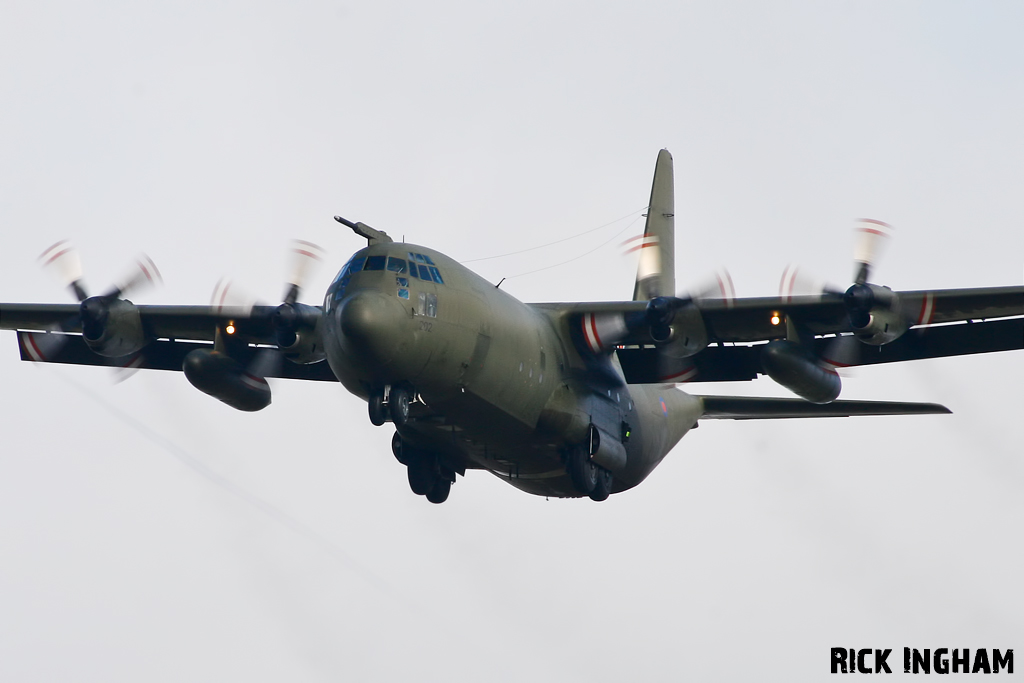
[367,384,413,427]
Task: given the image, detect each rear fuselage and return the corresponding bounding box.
[321,242,699,497]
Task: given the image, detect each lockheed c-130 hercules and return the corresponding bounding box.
[2,150,1022,504]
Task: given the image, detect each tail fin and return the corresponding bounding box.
[632,149,675,301]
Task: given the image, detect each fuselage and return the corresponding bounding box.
[321,242,700,498]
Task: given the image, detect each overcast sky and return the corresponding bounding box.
[1,2,1022,681]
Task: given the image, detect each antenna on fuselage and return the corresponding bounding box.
[334,215,394,246]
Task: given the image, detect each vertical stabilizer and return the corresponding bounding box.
[632,149,675,301]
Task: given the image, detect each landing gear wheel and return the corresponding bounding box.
[426,477,451,504]
[567,448,597,496]
[368,391,387,426]
[389,386,411,428]
[589,467,613,502]
[407,462,435,496]
[391,432,407,465]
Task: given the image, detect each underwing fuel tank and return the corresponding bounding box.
[760,340,841,404]
[182,349,271,412]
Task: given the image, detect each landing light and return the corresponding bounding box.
[770,313,781,326]
[226,323,236,335]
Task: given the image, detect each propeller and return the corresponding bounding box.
[778,219,934,372]
[211,239,326,380]
[778,219,898,324]
[33,240,162,369]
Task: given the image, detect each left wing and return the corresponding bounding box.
[533,285,1023,384]
[617,316,1024,383]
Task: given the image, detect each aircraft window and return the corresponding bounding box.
[396,277,408,287]
[417,292,437,318]
[398,288,410,300]
[387,257,407,273]
[348,256,366,274]
[364,255,386,271]
[422,255,435,265]
[428,266,444,284]
[411,253,425,263]
[418,264,432,280]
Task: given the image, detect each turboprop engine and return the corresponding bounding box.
[760,340,841,404]
[37,241,161,360]
[843,282,910,345]
[79,296,148,357]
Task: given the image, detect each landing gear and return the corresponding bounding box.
[391,431,408,464]
[394,432,455,504]
[590,467,613,502]
[426,478,451,504]
[407,461,435,495]
[566,446,613,501]
[368,384,412,427]
[368,391,387,426]
[566,447,597,495]
[389,385,411,428]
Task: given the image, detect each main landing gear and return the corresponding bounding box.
[566,447,613,502]
[368,384,412,427]
[392,432,455,504]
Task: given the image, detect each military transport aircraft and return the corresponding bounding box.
[2,150,1022,504]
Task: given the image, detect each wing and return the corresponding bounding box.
[1,302,331,380]
[696,286,1024,342]
[533,285,1023,383]
[534,285,1024,345]
[0,303,279,341]
[617,316,1024,383]
[699,396,951,419]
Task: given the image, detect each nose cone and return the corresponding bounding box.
[337,289,406,366]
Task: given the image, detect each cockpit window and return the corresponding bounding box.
[364,255,386,271]
[347,256,366,274]
[428,266,444,284]
[325,255,368,312]
[386,257,407,273]
[417,264,432,280]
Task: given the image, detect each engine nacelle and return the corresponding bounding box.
[845,284,909,345]
[182,349,271,412]
[274,303,326,364]
[81,297,148,357]
[855,307,909,345]
[761,340,841,404]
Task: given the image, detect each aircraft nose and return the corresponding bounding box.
[337,289,406,365]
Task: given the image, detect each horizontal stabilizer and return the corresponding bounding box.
[699,395,950,420]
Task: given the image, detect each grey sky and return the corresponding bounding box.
[1,2,1021,680]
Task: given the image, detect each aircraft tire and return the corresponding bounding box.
[426,478,451,504]
[368,392,387,426]
[390,386,411,427]
[391,432,408,464]
[408,462,435,496]
[589,467,612,502]
[566,448,597,496]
